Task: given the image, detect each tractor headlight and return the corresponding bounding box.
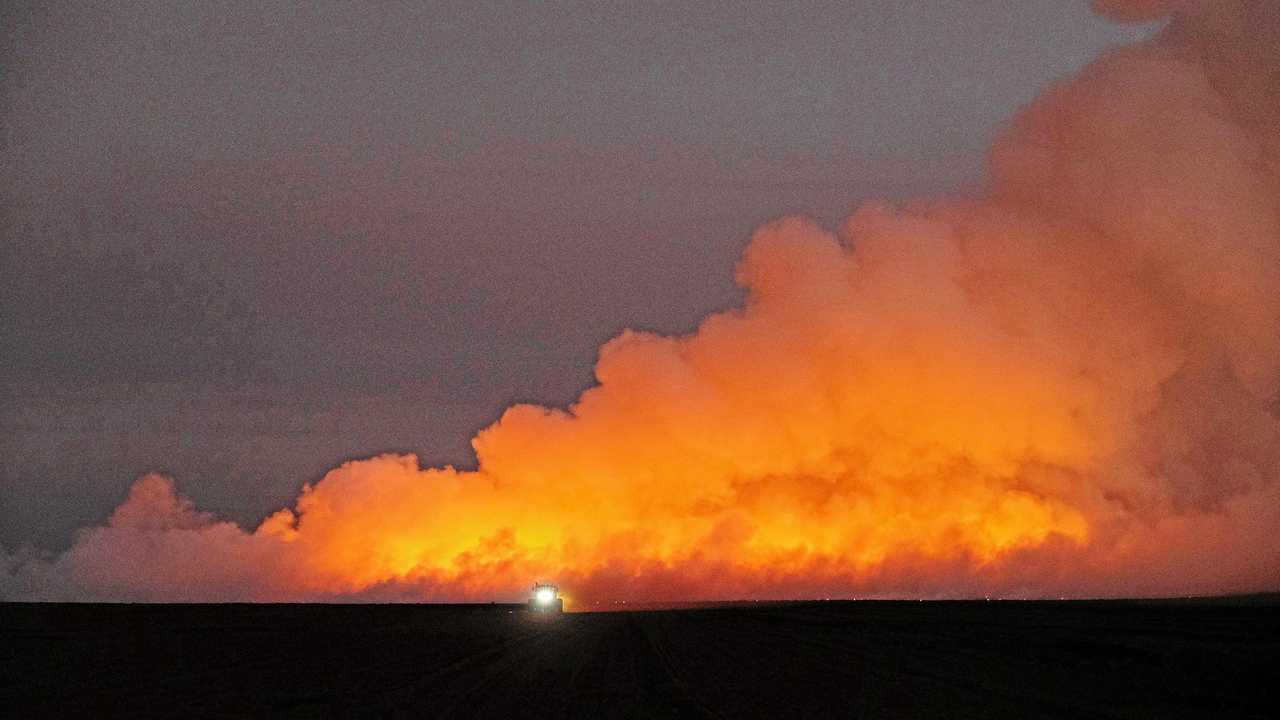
[536,588,555,604]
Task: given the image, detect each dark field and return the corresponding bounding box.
[3,598,1278,718]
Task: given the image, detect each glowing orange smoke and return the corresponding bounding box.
[4,0,1279,603]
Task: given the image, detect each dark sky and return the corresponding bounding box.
[1,1,1154,551]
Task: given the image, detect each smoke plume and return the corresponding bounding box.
[5,0,1279,603]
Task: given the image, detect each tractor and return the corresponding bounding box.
[529,583,563,613]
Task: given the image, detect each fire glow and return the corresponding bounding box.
[4,0,1279,603]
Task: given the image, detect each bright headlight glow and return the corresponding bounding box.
[536,588,555,604]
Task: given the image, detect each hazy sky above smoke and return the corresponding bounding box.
[0,2,1158,553]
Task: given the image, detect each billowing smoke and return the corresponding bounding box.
[5,0,1279,603]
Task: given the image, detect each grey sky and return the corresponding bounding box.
[1,1,1155,551]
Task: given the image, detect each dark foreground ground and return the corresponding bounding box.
[3,597,1278,718]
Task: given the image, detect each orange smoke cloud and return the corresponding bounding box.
[5,0,1280,603]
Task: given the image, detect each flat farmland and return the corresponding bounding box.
[3,598,1277,718]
